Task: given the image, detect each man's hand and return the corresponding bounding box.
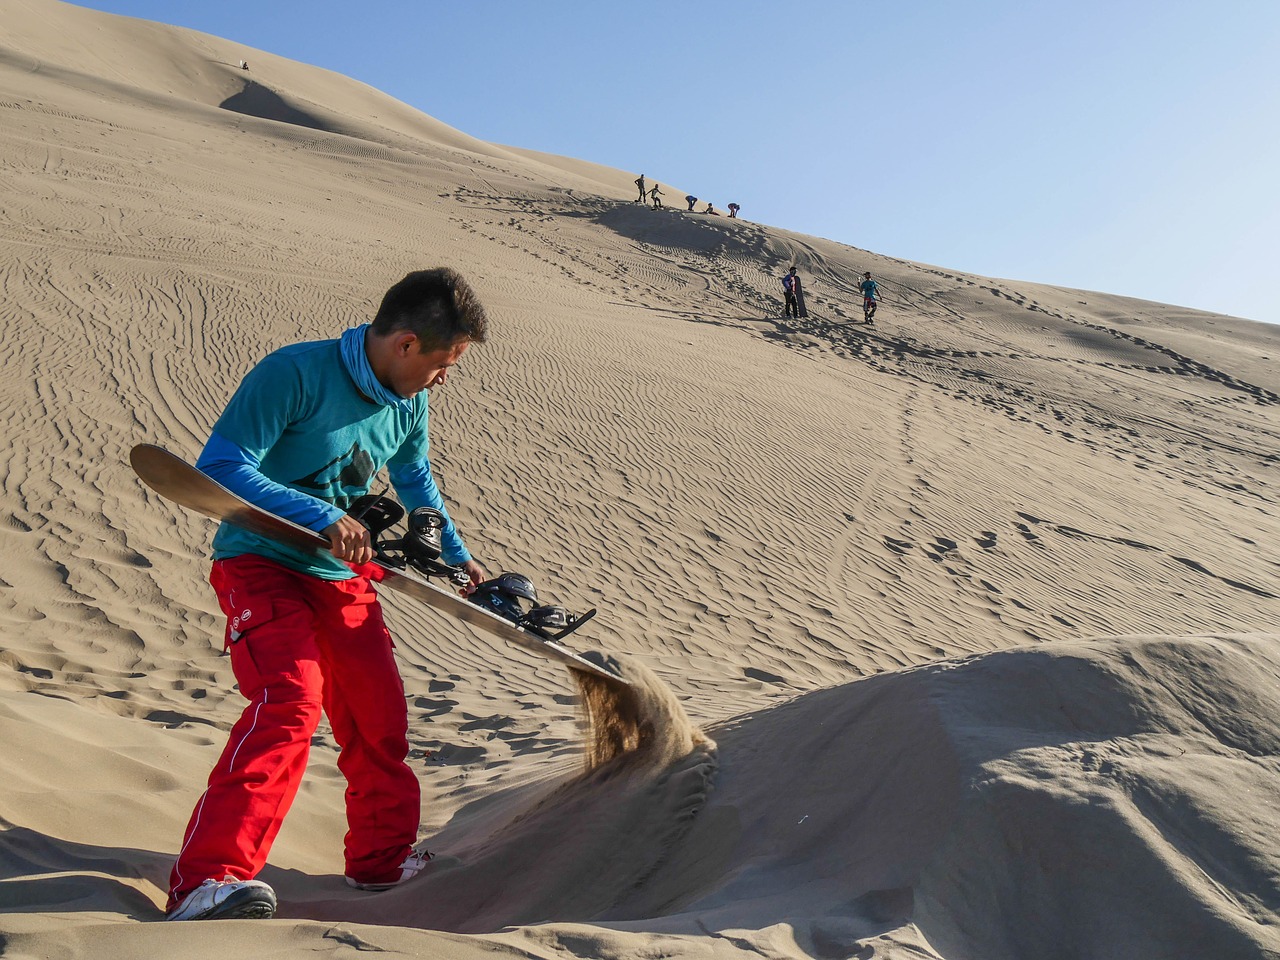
[322,514,374,565]
[459,559,488,596]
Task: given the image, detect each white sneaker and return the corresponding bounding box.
[166,876,277,920]
[345,849,432,891]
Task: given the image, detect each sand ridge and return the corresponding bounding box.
[1,1,1280,957]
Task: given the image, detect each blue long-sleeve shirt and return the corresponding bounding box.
[196,335,470,579]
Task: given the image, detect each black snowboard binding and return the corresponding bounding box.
[347,496,596,641]
[470,571,596,641]
[347,494,469,587]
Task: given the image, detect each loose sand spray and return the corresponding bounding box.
[343,654,720,931]
[574,653,711,772]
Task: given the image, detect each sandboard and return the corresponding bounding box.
[129,444,627,685]
[794,281,808,319]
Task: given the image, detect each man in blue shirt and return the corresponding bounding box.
[165,268,489,921]
[860,271,880,322]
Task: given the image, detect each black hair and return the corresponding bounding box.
[371,268,489,351]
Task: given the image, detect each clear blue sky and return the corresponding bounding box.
[70,1,1280,324]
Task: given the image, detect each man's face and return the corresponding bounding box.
[389,337,470,398]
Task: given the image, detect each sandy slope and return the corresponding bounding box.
[2,1,1280,957]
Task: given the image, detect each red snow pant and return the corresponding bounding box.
[166,555,419,911]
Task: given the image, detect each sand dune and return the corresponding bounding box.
[2,1,1280,957]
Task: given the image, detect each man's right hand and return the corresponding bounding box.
[322,514,374,565]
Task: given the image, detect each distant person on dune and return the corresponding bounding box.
[860,270,879,322]
[635,174,646,203]
[783,266,800,318]
[686,194,698,211]
[728,203,740,218]
[650,183,664,209]
[704,202,718,215]
[163,269,490,922]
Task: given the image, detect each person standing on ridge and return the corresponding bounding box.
[859,270,879,322]
[649,183,664,209]
[635,174,646,203]
[728,203,740,218]
[164,268,490,922]
[685,194,698,211]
